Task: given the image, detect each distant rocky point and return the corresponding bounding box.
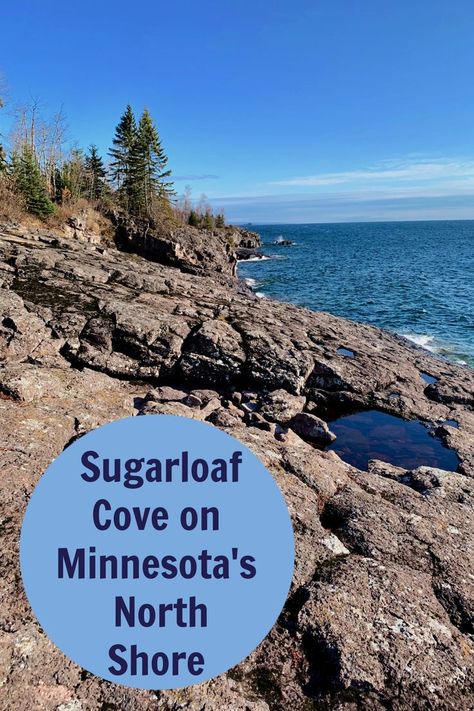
[112,212,262,274]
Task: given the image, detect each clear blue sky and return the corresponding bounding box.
[2,0,474,223]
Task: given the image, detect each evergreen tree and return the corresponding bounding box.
[109,105,174,218]
[202,209,214,230]
[109,105,137,207]
[136,109,173,208]
[12,145,54,217]
[188,209,200,227]
[215,212,225,228]
[125,109,174,217]
[85,144,106,200]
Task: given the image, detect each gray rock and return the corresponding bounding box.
[144,385,187,402]
[259,388,306,424]
[299,556,474,710]
[183,393,202,407]
[188,388,222,405]
[289,411,337,444]
[207,407,242,428]
[232,391,243,406]
[179,319,246,385]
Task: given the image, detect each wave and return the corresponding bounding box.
[399,331,471,366]
[243,276,265,298]
[400,332,437,351]
[237,255,271,262]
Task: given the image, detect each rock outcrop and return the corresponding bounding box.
[112,213,243,276]
[0,220,473,711]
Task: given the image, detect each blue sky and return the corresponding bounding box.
[2,0,474,223]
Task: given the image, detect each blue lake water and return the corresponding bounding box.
[238,221,474,367]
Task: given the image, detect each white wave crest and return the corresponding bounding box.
[400,331,471,366]
[238,255,271,262]
[400,332,437,352]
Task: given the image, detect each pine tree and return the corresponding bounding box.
[109,105,174,218]
[215,212,225,228]
[12,145,54,217]
[188,209,200,227]
[109,105,137,208]
[202,209,214,230]
[125,109,174,217]
[85,144,106,200]
[138,109,173,206]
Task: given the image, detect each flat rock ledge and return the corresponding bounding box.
[0,223,473,711]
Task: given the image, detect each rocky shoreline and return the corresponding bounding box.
[0,219,473,710]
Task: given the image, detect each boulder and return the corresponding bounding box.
[144,385,188,402]
[289,412,337,444]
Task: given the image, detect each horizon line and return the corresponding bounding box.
[230,216,474,226]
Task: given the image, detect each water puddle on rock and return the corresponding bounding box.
[420,372,437,385]
[326,409,459,471]
[337,347,355,358]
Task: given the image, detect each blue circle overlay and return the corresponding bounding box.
[20,415,294,689]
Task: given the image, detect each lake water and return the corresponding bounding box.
[238,220,474,367]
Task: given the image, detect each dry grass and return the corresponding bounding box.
[0,183,183,244]
[45,198,115,242]
[0,178,28,223]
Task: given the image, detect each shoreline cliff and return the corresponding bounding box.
[1,218,473,710]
